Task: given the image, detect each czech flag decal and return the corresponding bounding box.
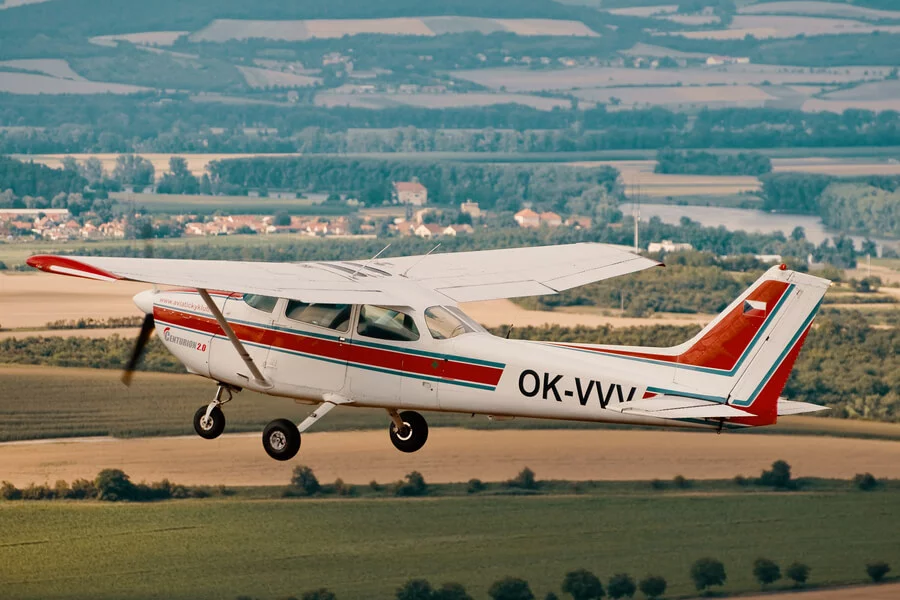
[743,299,767,317]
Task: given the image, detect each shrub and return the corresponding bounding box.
[301,590,336,600]
[433,582,473,600]
[489,577,535,600]
[785,562,810,586]
[21,483,53,500]
[752,558,781,588]
[95,469,137,501]
[467,478,486,494]
[291,466,321,496]
[733,475,748,486]
[562,569,604,600]
[758,460,793,489]
[637,576,666,600]
[672,475,690,489]
[853,473,879,491]
[332,478,354,496]
[607,574,636,599]
[508,467,537,490]
[650,479,666,490]
[866,561,891,582]
[395,471,428,497]
[68,478,97,499]
[1,481,22,500]
[690,557,726,592]
[369,480,382,492]
[396,578,433,600]
[53,480,70,499]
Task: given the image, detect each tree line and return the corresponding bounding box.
[655,149,772,176]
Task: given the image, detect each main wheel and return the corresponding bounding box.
[389,411,429,453]
[262,418,301,461]
[193,405,226,439]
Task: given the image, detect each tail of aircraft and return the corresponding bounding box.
[567,265,831,426]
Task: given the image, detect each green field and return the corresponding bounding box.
[1,491,898,600]
[2,365,899,442]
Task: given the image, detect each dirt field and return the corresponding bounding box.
[315,91,576,111]
[237,65,320,88]
[673,15,900,40]
[1,427,898,486]
[0,273,708,331]
[0,273,150,329]
[739,1,900,21]
[742,583,900,600]
[0,72,147,95]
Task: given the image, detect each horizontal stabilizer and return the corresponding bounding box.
[621,395,753,420]
[777,398,829,416]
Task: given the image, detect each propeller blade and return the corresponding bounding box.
[122,313,155,386]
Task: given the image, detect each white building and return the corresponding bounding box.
[648,240,693,253]
[393,181,428,206]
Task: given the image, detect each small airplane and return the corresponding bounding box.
[27,243,829,461]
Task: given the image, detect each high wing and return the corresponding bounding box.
[26,243,660,305]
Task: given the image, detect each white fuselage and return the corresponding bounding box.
[150,289,710,430]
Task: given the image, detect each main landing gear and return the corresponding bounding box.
[193,385,431,461]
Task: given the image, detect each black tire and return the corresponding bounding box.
[262,418,301,461]
[193,405,226,440]
[389,411,428,453]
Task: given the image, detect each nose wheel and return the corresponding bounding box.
[262,418,301,461]
[389,410,429,453]
[193,405,226,439]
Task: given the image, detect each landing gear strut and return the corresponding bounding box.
[388,410,429,453]
[193,384,236,439]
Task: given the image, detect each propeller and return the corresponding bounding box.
[122,311,155,386]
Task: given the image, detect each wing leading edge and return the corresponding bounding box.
[26,243,661,305]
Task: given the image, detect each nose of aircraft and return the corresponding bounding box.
[133,289,157,315]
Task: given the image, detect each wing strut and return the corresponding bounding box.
[197,289,269,387]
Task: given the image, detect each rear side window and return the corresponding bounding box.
[357,305,419,342]
[243,293,278,313]
[285,301,352,332]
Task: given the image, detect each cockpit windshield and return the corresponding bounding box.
[424,306,485,340]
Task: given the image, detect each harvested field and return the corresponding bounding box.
[739,1,900,21]
[0,72,147,95]
[620,42,709,60]
[771,157,900,176]
[451,64,888,93]
[191,17,598,42]
[237,65,320,88]
[671,15,900,40]
[608,5,677,17]
[2,426,899,486]
[0,58,84,80]
[315,91,576,111]
[803,80,900,113]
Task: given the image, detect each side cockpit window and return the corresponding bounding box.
[424,306,476,340]
[242,293,278,313]
[357,305,419,342]
[285,301,352,332]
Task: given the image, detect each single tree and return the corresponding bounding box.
[508,467,538,490]
[562,569,604,600]
[95,468,136,501]
[291,466,321,495]
[753,558,781,588]
[866,561,891,582]
[433,582,472,600]
[396,578,433,600]
[607,574,636,599]
[489,577,535,600]
[690,557,726,592]
[638,576,666,600]
[758,460,792,489]
[785,563,810,587]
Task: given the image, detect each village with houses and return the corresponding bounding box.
[0,179,596,244]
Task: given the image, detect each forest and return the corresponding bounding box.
[655,149,772,176]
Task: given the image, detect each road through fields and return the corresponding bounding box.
[1,428,898,487]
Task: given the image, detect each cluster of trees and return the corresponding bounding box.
[206,157,621,209]
[0,468,222,502]
[819,183,900,238]
[0,155,87,199]
[655,149,772,176]
[5,95,900,154]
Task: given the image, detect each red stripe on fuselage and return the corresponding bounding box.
[153,306,503,387]
[557,280,790,371]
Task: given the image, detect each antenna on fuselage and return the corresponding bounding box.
[400,243,441,278]
[350,243,391,279]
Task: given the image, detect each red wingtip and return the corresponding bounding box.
[25,255,120,281]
